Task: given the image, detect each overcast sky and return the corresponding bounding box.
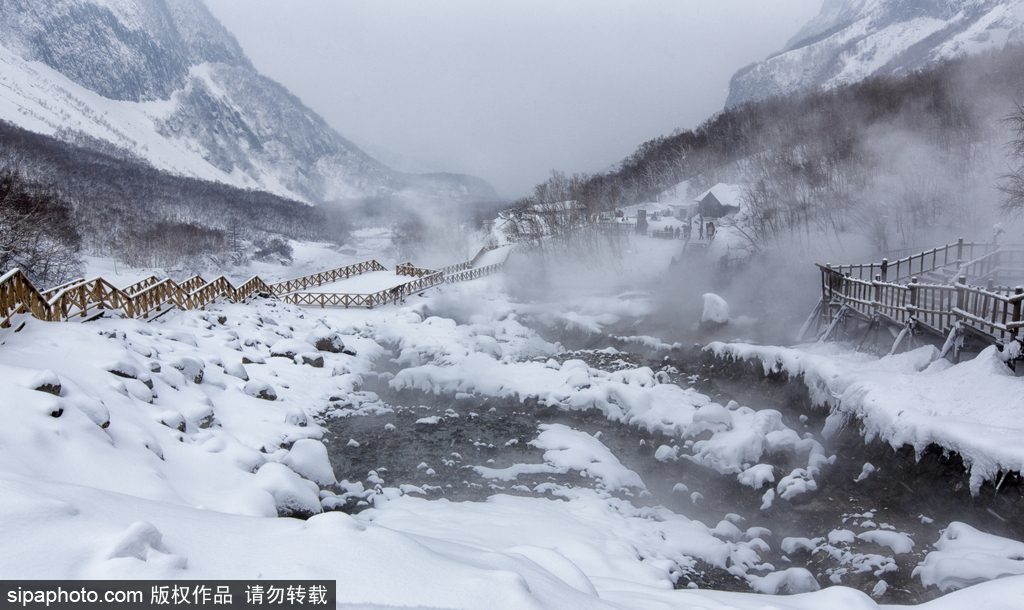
[202,0,823,198]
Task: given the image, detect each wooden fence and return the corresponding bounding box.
[0,268,278,329]
[444,263,504,284]
[826,238,1024,286]
[268,260,387,295]
[819,260,1024,345]
[395,263,439,278]
[282,271,446,309]
[1,250,509,326]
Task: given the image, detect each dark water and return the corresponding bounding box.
[314,325,1023,604]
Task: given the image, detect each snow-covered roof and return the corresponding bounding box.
[694,183,743,208]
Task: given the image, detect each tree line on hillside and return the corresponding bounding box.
[0,120,353,286]
[0,169,81,286]
[511,44,1024,254]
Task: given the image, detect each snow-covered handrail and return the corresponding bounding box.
[0,254,506,326]
[825,238,1024,285]
[269,260,387,295]
[819,263,1024,344]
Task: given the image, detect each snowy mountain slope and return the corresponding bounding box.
[0,0,495,204]
[727,0,1024,107]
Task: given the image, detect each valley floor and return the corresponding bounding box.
[3,244,1024,609]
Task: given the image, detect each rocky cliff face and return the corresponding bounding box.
[0,0,495,204]
[727,0,1024,107]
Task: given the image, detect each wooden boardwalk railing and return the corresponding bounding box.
[268,260,388,295]
[0,268,281,328]
[0,250,509,326]
[282,271,446,309]
[817,241,1024,348]
[395,263,439,278]
[827,238,1024,286]
[444,263,504,284]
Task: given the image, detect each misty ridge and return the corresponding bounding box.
[482,43,1024,341]
[0,118,503,288]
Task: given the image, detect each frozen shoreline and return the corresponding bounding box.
[706,341,1024,494]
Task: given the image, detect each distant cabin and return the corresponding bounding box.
[694,183,742,218]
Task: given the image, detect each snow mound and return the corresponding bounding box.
[749,567,821,594]
[701,293,730,324]
[281,439,336,486]
[530,424,646,492]
[858,530,914,555]
[914,522,1024,591]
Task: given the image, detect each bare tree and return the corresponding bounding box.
[997,102,1024,217]
[0,169,82,287]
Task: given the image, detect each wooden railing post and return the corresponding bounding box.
[910,277,919,310]
[956,276,967,311]
[873,274,882,316]
[881,258,888,282]
[956,237,964,268]
[823,264,831,305]
[1013,287,1023,341]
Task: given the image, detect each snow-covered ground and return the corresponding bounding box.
[4,237,1024,609]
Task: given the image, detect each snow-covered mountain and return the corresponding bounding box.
[727,0,1024,107]
[0,0,496,204]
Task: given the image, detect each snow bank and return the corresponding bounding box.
[914,522,1024,591]
[708,342,1024,493]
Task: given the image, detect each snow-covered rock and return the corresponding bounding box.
[749,567,821,594]
[305,328,348,354]
[270,339,314,359]
[27,369,61,396]
[169,357,204,384]
[858,530,914,554]
[243,380,277,401]
[252,462,323,518]
[701,293,730,325]
[281,439,336,486]
[223,361,248,381]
